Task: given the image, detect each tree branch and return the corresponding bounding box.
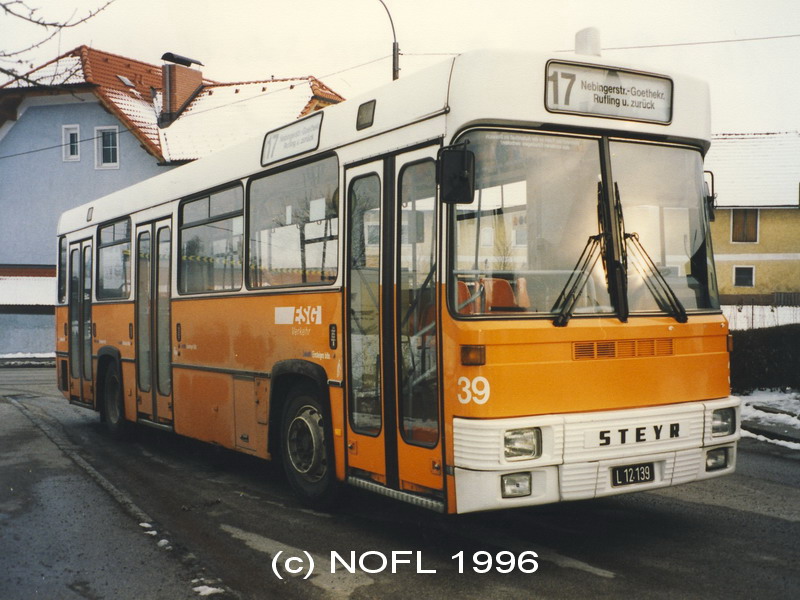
[0,1,115,85]
[1,0,115,30]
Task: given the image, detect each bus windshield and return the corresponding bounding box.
[449,130,719,318]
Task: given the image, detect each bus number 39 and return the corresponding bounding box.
[457,376,491,404]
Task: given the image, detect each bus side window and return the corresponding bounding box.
[179,187,244,294]
[248,156,339,288]
[97,219,132,300]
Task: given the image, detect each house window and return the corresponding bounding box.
[733,266,755,287]
[95,126,119,169]
[62,125,80,161]
[731,209,758,243]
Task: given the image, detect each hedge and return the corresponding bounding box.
[729,324,800,393]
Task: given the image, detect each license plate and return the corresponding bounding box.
[611,462,655,487]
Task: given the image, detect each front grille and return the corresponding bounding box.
[573,338,674,360]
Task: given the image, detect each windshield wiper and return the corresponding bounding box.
[625,232,688,323]
[553,181,618,327]
[552,234,603,327]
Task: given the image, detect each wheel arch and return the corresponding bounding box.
[267,359,330,457]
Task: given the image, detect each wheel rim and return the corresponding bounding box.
[286,404,327,482]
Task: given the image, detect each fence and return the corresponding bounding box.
[722,304,800,331]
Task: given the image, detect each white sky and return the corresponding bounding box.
[3,0,800,133]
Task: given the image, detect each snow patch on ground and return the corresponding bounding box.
[193,585,226,596]
[739,389,800,450]
[742,430,800,451]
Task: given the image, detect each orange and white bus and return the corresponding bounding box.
[55,42,739,513]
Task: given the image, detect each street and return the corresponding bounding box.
[2,367,799,600]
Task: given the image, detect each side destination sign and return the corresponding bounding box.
[545,61,673,124]
[262,111,323,166]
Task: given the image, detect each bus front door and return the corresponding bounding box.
[345,146,444,503]
[135,220,174,427]
[68,240,93,405]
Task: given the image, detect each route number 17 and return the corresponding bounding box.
[547,70,576,106]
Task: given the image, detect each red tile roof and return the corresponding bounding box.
[2,46,344,163]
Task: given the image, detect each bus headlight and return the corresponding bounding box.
[711,408,736,436]
[504,427,541,460]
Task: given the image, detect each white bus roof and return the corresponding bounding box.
[58,48,710,236]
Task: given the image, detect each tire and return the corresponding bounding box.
[280,382,339,507]
[103,362,129,439]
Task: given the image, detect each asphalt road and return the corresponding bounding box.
[2,367,799,600]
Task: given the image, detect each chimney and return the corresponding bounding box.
[159,53,204,127]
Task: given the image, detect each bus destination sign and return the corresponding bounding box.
[545,61,673,124]
[262,111,323,166]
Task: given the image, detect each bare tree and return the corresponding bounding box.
[1,1,115,85]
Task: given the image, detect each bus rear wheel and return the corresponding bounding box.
[280,383,339,507]
[103,362,129,439]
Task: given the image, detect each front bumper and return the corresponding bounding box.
[453,397,740,513]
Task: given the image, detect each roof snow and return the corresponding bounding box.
[0,277,55,306]
[1,46,343,163]
[10,55,86,87]
[159,79,333,161]
[705,131,800,208]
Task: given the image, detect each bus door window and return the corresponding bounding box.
[397,159,439,447]
[68,247,81,380]
[347,173,382,435]
[156,227,172,397]
[81,246,92,383]
[136,230,152,396]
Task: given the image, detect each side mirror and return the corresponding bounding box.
[703,170,716,222]
[439,146,475,204]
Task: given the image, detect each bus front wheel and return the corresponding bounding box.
[280,383,339,507]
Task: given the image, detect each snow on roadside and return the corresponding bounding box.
[742,430,800,451]
[739,389,800,450]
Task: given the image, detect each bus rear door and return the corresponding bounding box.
[68,240,93,405]
[135,220,174,427]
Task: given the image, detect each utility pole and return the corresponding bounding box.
[377,0,400,80]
